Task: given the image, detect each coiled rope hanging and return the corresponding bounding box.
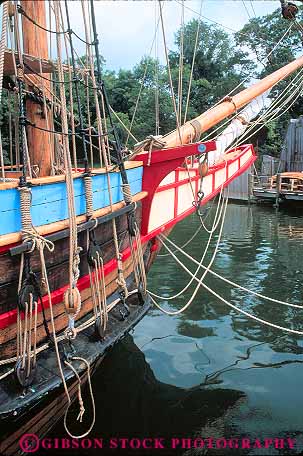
[53,2,95,438]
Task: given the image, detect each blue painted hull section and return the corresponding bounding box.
[0,167,143,235]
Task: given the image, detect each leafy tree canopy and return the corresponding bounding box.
[1,7,302,165]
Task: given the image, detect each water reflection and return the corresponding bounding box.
[49,335,243,455]
[50,202,303,454]
[135,202,303,454]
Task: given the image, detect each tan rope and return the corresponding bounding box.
[81,0,105,168]
[54,2,81,325]
[184,1,204,124]
[84,175,94,219]
[59,2,78,170]
[0,1,8,179]
[63,357,96,438]
[109,105,138,143]
[177,0,184,125]
[159,0,182,145]
[125,12,161,147]
[116,254,128,299]
[95,252,108,331]
[86,231,108,334]
[0,290,140,370]
[133,134,165,155]
[155,2,160,136]
[121,183,133,205]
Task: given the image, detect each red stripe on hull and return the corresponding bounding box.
[0,143,256,330]
[0,243,138,330]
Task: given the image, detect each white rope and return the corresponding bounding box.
[202,283,303,336]
[212,66,303,152]
[160,232,303,310]
[149,190,229,315]
[200,22,295,143]
[159,0,182,144]
[158,223,203,257]
[149,185,225,301]
[126,8,161,146]
[233,72,303,147]
[54,2,81,325]
[0,290,140,369]
[183,0,204,125]
[154,218,303,335]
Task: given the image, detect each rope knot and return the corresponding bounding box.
[222,95,238,114]
[133,135,165,155]
[84,175,94,218]
[121,183,132,204]
[17,66,24,81]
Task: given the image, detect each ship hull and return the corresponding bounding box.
[0,294,152,456]
[0,143,257,455]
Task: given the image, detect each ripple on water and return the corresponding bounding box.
[134,202,303,453]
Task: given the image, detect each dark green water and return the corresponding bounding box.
[50,202,303,455]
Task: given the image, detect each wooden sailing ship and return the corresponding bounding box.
[0,1,302,454]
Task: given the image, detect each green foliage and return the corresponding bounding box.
[235,8,303,157]
[1,7,302,166]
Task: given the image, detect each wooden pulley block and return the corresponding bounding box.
[281,2,298,19]
[198,160,209,178]
[64,287,81,316]
[15,357,37,388]
[94,316,105,340]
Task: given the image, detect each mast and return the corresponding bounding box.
[163,54,303,148]
[21,0,52,177]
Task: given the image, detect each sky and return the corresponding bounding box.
[65,0,282,71]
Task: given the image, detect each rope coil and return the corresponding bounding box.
[122,183,133,204]
[84,174,94,218]
[133,135,165,154]
[190,119,202,142]
[17,66,24,82]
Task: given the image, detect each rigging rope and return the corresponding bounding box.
[17,4,93,46]
[177,0,185,125]
[223,68,303,152]
[199,22,295,143]
[0,2,8,179]
[158,0,182,144]
[151,204,303,336]
[183,0,203,125]
[149,185,225,302]
[149,190,229,315]
[160,232,303,310]
[65,0,89,172]
[54,2,81,330]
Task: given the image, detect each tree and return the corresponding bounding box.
[235,8,303,161]
[170,19,255,119]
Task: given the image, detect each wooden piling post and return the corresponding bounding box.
[248,172,254,204]
[275,173,282,209]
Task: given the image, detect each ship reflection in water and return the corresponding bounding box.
[49,203,303,455]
